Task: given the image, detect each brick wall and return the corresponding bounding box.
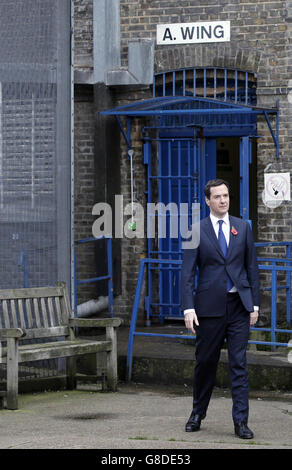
[117,0,292,321]
[74,87,99,306]
[74,0,93,70]
[74,0,292,322]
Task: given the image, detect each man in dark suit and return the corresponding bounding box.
[180,179,260,439]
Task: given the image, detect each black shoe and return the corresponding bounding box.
[185,412,205,432]
[234,422,254,439]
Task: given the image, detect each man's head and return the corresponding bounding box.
[204,179,230,218]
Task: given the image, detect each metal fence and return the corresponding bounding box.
[0,0,72,383]
[126,248,292,381]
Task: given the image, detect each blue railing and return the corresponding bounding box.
[74,236,114,317]
[126,250,292,381]
[255,242,291,326]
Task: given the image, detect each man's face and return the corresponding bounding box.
[205,184,230,218]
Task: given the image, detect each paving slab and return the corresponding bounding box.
[0,383,291,450]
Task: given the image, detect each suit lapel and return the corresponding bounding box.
[227,215,237,259]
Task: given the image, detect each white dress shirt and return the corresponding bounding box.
[183,212,258,315]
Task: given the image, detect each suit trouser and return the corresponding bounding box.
[193,292,250,424]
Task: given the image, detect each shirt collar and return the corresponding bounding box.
[210,212,229,226]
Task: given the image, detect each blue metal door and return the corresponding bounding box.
[145,133,207,322]
[145,133,252,323]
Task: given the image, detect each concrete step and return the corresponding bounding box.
[117,326,292,391]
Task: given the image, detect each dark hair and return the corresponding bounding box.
[204,179,230,199]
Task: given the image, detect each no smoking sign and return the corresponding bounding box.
[264,172,291,202]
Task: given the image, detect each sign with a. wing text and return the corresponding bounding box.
[157,21,230,45]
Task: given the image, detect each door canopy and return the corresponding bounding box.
[102,95,279,156]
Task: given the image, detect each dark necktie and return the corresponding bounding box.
[218,220,234,292]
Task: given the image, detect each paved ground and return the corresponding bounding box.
[0,382,291,450]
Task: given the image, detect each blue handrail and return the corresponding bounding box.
[74,236,114,317]
[126,255,292,382]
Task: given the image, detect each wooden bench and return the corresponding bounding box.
[0,283,122,410]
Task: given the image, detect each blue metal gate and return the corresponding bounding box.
[145,134,202,321]
[145,132,256,323]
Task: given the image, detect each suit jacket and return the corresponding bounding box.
[180,215,260,317]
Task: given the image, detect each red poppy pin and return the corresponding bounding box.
[231,226,238,236]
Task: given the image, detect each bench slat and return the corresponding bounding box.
[54,296,62,325]
[21,326,70,340]
[0,287,64,300]
[0,339,112,362]
[18,299,26,328]
[33,298,41,328]
[25,299,33,328]
[3,300,10,328]
[40,298,49,328]
[10,300,17,328]
[19,339,112,362]
[47,297,55,326]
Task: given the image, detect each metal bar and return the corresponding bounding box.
[115,115,131,149]
[193,139,198,203]
[240,136,250,221]
[167,140,172,321]
[107,238,114,317]
[263,110,278,151]
[214,68,217,99]
[126,259,146,381]
[76,275,111,285]
[258,264,292,272]
[271,264,277,351]
[260,243,292,247]
[106,108,264,117]
[132,332,290,348]
[102,95,277,114]
[245,72,248,105]
[127,118,131,150]
[187,141,191,224]
[257,257,292,263]
[172,71,176,96]
[224,69,227,101]
[250,327,292,334]
[235,70,238,103]
[146,141,153,326]
[193,68,196,97]
[158,140,163,322]
[134,332,195,340]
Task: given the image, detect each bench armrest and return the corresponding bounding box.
[0,328,26,339]
[69,318,122,328]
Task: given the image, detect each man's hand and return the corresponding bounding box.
[184,310,199,335]
[250,311,259,326]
